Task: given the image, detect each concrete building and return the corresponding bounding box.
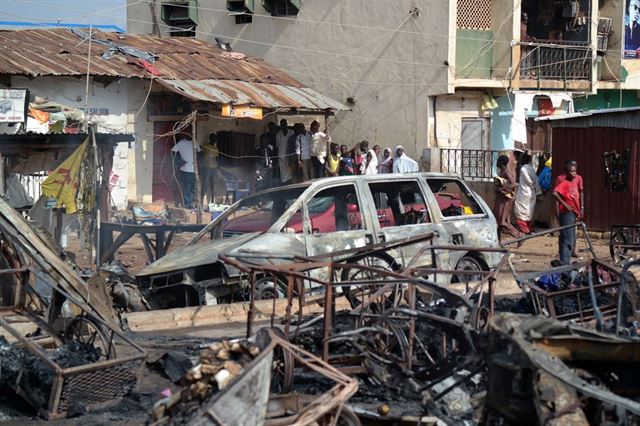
[126,0,640,169]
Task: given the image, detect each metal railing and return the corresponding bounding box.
[440,149,500,181]
[517,41,592,84]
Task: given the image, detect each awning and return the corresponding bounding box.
[157,79,349,111]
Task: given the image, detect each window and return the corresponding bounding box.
[262,0,300,16]
[221,188,306,237]
[306,185,363,234]
[368,181,431,228]
[161,1,197,37]
[227,0,254,24]
[427,179,483,217]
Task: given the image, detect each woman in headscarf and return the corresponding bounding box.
[364,149,379,175]
[392,145,419,173]
[379,148,393,173]
[494,155,523,241]
[514,152,542,234]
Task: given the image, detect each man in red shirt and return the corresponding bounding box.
[552,160,584,264]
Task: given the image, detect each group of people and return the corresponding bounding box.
[256,119,419,189]
[494,152,584,265]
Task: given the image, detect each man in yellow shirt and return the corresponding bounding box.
[325,143,341,177]
[200,133,219,205]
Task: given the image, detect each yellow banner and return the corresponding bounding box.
[221,104,263,120]
[41,139,88,214]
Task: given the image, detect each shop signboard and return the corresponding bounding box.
[0,88,28,123]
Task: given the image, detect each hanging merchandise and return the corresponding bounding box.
[603,149,630,192]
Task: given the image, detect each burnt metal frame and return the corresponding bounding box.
[0,263,146,419]
[503,222,631,331]
[610,224,640,264]
[220,236,509,382]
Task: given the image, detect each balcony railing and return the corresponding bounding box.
[517,41,592,84]
[440,149,500,181]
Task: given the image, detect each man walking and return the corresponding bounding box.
[553,160,583,264]
[171,133,200,208]
[276,119,294,185]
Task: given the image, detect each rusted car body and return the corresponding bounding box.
[136,173,500,308]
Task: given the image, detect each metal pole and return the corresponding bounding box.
[91,128,101,270]
[192,113,202,224]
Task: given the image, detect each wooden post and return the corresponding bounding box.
[192,114,202,224]
[0,153,5,196]
[91,128,101,269]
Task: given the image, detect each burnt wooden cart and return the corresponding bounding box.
[610,224,640,264]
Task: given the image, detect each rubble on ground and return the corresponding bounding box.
[0,212,639,424]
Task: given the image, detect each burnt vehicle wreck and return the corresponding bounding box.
[136,173,502,309]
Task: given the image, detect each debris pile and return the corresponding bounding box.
[485,313,640,424]
[150,339,260,425]
[0,337,102,408]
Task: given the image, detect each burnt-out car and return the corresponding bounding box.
[136,173,501,309]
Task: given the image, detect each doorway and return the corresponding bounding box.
[152,121,179,203]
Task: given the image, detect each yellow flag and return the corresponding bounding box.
[41,139,88,214]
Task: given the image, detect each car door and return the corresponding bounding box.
[302,182,375,258]
[424,176,500,271]
[362,178,445,270]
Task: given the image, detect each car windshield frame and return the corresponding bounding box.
[189,184,311,244]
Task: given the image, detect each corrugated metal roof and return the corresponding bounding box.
[157,79,348,110]
[0,28,347,110]
[536,106,640,129]
[0,28,300,84]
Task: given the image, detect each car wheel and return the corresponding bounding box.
[255,276,285,300]
[452,255,486,283]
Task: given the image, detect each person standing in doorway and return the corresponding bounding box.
[310,120,330,178]
[276,119,294,185]
[514,151,542,234]
[296,123,313,181]
[493,155,522,241]
[171,132,200,208]
[553,160,584,264]
[200,133,219,206]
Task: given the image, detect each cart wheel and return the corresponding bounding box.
[340,253,400,310]
[267,328,294,394]
[65,316,116,360]
[610,230,629,264]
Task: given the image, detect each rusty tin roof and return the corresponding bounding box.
[0,28,346,110]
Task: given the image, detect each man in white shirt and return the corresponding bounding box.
[276,119,294,185]
[310,120,330,178]
[296,124,313,181]
[171,135,200,208]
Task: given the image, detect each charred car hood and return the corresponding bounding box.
[136,232,261,277]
